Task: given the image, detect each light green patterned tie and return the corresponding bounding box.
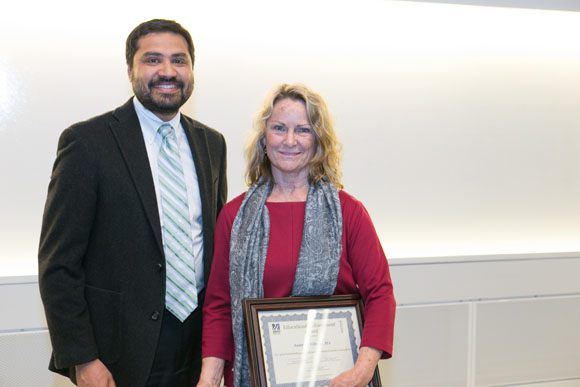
[157,123,197,322]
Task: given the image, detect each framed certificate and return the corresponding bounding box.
[243,294,381,387]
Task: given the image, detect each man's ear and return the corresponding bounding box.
[127,65,132,79]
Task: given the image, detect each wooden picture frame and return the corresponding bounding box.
[242,294,381,387]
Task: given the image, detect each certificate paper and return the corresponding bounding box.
[258,307,361,387]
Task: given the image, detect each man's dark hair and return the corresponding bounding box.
[126,19,195,70]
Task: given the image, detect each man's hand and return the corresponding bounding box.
[75,359,116,387]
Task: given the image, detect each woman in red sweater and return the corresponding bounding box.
[198,84,395,387]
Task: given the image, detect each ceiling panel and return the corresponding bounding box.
[398,0,580,12]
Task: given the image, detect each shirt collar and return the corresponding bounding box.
[133,96,184,146]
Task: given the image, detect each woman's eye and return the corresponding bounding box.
[297,127,311,134]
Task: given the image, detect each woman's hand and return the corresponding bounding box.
[196,357,226,387]
[329,346,382,387]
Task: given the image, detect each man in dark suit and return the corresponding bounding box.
[38,19,227,387]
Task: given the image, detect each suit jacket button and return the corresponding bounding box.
[151,311,160,321]
[157,263,163,272]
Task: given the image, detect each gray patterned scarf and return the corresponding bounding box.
[229,179,343,387]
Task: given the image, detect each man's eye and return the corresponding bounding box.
[144,58,160,63]
[173,59,187,65]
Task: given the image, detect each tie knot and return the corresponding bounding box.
[158,124,174,140]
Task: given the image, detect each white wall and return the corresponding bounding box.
[1,0,580,277]
[2,253,580,386]
[383,252,580,386]
[1,2,580,385]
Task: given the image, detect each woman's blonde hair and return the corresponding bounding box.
[244,84,343,189]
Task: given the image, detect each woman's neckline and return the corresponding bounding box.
[266,200,306,204]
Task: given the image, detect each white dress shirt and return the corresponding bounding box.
[133,97,205,292]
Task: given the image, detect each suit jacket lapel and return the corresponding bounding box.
[182,118,212,205]
[109,100,164,255]
[181,117,214,280]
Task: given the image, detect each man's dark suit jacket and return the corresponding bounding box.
[38,99,227,386]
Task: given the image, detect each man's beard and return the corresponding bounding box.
[132,76,193,116]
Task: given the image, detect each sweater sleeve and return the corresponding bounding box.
[341,192,396,358]
[201,197,242,362]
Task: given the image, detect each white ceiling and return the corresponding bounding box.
[398,0,580,12]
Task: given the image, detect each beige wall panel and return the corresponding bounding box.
[380,304,470,387]
[0,331,71,387]
[390,254,580,305]
[0,279,46,331]
[475,296,580,386]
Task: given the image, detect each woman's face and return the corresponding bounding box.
[264,98,317,182]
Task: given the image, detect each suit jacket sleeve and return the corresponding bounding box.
[38,126,100,369]
[216,133,227,218]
